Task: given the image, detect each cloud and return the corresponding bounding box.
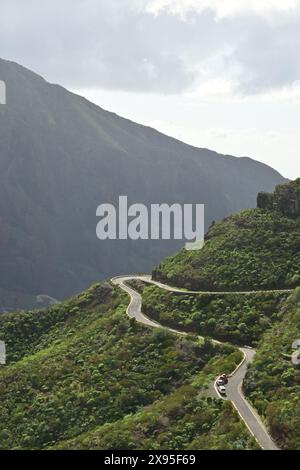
[0,0,300,96]
[145,0,300,19]
[0,0,198,93]
[229,14,300,93]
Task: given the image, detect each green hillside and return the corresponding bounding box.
[0,281,255,450]
[54,377,257,450]
[148,178,300,449]
[153,179,300,292]
[140,284,288,346]
[244,289,300,450]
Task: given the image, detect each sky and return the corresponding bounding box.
[1,0,300,179]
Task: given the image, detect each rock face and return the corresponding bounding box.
[257,179,300,217]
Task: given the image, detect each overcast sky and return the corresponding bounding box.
[1,0,300,179]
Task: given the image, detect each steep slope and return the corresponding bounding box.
[141,285,288,346]
[53,383,257,450]
[244,289,300,450]
[0,58,286,309]
[153,179,300,291]
[0,281,255,450]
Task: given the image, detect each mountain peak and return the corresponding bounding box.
[0,59,288,309]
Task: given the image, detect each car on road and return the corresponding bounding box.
[216,378,225,386]
[220,373,228,384]
[218,385,226,396]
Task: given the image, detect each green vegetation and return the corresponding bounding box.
[1,179,300,450]
[54,363,258,450]
[257,178,300,217]
[147,179,300,449]
[0,281,253,450]
[53,346,256,450]
[141,285,288,346]
[153,208,300,291]
[244,289,300,450]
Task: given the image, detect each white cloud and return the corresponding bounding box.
[146,0,300,19]
[1,0,300,97]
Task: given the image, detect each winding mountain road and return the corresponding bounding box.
[112,275,279,451]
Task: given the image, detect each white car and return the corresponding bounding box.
[218,385,226,396]
[216,378,225,386]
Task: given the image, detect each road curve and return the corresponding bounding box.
[125,275,292,296]
[112,275,279,451]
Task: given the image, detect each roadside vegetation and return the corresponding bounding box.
[244,288,300,450]
[140,284,288,346]
[0,281,252,450]
[153,209,300,292]
[54,370,258,450]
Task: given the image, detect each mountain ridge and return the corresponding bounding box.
[0,57,287,309]
[0,57,287,175]
[0,58,290,169]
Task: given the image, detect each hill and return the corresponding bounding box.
[153,179,300,291]
[0,58,286,310]
[0,281,256,450]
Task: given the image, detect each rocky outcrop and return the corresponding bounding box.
[257,179,300,217]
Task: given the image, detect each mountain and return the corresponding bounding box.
[153,179,300,291]
[1,181,299,450]
[0,58,287,309]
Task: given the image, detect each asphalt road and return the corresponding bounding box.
[226,347,278,450]
[132,275,292,296]
[112,275,279,451]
